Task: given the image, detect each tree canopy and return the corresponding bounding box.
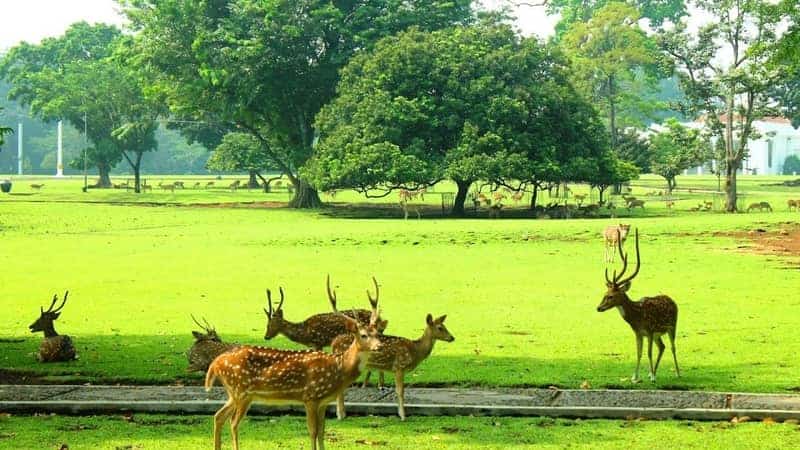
[0,107,11,149]
[121,0,474,207]
[649,118,709,193]
[307,22,613,214]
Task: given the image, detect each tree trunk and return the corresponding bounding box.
[609,76,617,150]
[247,170,260,189]
[95,163,112,188]
[451,179,472,217]
[133,152,143,193]
[725,158,738,212]
[288,178,322,208]
[529,183,539,210]
[598,185,606,203]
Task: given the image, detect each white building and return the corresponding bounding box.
[685,117,800,176]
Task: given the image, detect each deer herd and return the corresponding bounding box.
[26,222,684,449]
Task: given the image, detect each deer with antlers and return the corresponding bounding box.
[29,291,76,362]
[264,278,386,350]
[187,316,239,373]
[597,229,680,383]
[207,298,382,450]
[332,313,454,420]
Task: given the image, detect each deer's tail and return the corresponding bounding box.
[204,362,219,392]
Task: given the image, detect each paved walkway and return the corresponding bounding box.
[2,385,800,420]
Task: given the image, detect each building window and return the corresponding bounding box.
[767,140,773,168]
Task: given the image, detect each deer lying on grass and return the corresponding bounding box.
[29,291,77,362]
[206,313,381,450]
[264,281,386,350]
[597,229,680,383]
[187,315,239,372]
[747,201,772,212]
[603,224,630,263]
[30,183,45,191]
[332,314,454,420]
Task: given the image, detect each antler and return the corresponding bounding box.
[366,276,379,309]
[326,274,338,311]
[43,291,69,314]
[191,314,214,333]
[264,289,273,317]
[616,228,641,286]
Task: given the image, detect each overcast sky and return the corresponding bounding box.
[0,0,559,51]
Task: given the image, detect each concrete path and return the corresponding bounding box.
[2,385,800,421]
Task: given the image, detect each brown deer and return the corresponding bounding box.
[187,315,238,372]
[229,180,241,191]
[326,275,387,332]
[597,229,680,383]
[788,199,798,211]
[332,313,454,420]
[747,201,772,212]
[627,199,645,209]
[205,181,215,189]
[398,189,423,220]
[206,313,381,450]
[264,282,386,350]
[603,224,630,263]
[30,183,44,191]
[29,291,77,362]
[158,182,176,192]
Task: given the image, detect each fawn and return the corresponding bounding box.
[187,315,239,372]
[603,224,630,263]
[206,312,381,450]
[264,280,386,350]
[29,291,77,362]
[332,313,454,420]
[597,229,680,383]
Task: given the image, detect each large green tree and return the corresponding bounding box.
[0,23,160,190]
[561,2,663,150]
[772,0,800,128]
[121,0,473,208]
[207,132,280,190]
[649,118,709,193]
[307,22,611,214]
[658,0,785,211]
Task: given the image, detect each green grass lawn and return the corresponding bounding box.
[1,414,798,450]
[1,175,799,392]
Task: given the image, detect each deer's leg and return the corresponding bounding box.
[229,397,252,450]
[361,371,372,388]
[306,402,319,450]
[647,334,656,382]
[395,369,406,420]
[336,392,346,420]
[632,334,643,383]
[653,335,666,378]
[668,329,681,377]
[378,371,385,389]
[213,399,236,450]
[316,403,327,450]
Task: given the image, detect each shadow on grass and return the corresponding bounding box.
[0,335,793,394]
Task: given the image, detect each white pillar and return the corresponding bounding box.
[17,122,23,175]
[698,165,703,175]
[56,120,64,177]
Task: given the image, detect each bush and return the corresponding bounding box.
[783,154,800,175]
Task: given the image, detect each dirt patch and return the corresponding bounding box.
[716,222,800,260]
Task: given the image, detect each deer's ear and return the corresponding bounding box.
[426,314,433,325]
[436,315,447,324]
[53,312,61,320]
[620,282,631,292]
[192,331,204,339]
[344,316,358,333]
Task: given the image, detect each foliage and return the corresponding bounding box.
[648,118,709,192]
[657,0,786,211]
[121,0,474,207]
[561,2,664,149]
[614,128,654,173]
[541,0,687,37]
[207,132,280,188]
[309,22,610,213]
[783,155,800,176]
[0,106,12,148]
[0,23,160,190]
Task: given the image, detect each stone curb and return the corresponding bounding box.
[2,385,800,421]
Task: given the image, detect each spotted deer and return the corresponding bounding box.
[264,282,386,350]
[597,229,680,383]
[206,313,381,450]
[398,189,423,220]
[332,313,454,420]
[603,224,630,263]
[29,291,77,362]
[186,315,239,372]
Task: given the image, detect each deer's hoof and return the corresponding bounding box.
[648,373,657,382]
[630,376,642,384]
